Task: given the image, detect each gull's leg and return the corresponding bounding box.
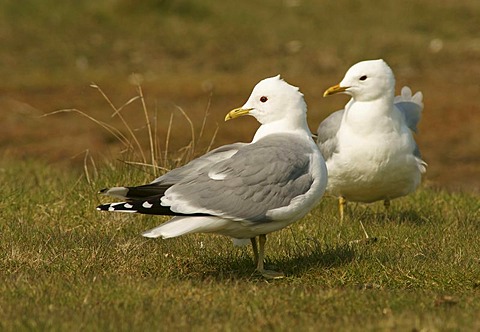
[250,237,259,266]
[256,234,284,279]
[336,196,347,241]
[256,235,264,272]
[339,196,347,223]
[383,199,391,220]
[383,199,391,210]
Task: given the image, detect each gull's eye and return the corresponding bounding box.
[359,75,367,81]
[260,96,268,103]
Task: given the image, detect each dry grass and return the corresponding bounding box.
[41,78,219,187]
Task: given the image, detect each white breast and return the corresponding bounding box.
[326,108,421,203]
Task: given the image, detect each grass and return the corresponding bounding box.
[1,158,479,331]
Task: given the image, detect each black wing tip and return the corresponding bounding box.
[96,200,212,217]
[96,202,139,213]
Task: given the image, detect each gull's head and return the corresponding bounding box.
[323,59,395,102]
[225,75,306,125]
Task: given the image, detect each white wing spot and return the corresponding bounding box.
[124,203,133,209]
[142,201,153,209]
[208,170,227,180]
[107,202,125,211]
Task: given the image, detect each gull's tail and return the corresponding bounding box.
[394,86,424,133]
[394,86,423,106]
[142,216,227,239]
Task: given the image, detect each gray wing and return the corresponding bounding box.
[316,109,344,161]
[151,142,246,186]
[394,86,424,133]
[100,143,246,200]
[164,134,314,222]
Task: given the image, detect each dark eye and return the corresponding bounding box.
[260,96,268,103]
[359,75,367,81]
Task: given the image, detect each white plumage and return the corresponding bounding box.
[317,59,426,226]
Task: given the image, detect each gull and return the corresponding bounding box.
[317,59,426,234]
[97,75,328,278]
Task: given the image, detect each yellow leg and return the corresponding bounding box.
[339,196,347,223]
[256,234,284,279]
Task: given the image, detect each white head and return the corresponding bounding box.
[324,59,395,102]
[225,75,307,125]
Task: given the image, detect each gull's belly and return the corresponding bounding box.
[326,134,421,203]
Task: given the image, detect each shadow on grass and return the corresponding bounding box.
[172,241,356,281]
[350,207,427,227]
[280,242,356,277]
[390,209,427,226]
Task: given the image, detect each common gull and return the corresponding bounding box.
[98,75,328,278]
[318,59,426,237]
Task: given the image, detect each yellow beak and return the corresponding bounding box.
[225,108,253,121]
[323,84,348,97]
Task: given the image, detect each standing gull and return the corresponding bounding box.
[98,76,328,278]
[317,59,426,234]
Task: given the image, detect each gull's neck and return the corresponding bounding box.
[343,93,401,135]
[348,90,394,113]
[252,116,312,143]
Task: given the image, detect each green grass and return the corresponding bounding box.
[1,159,479,331]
